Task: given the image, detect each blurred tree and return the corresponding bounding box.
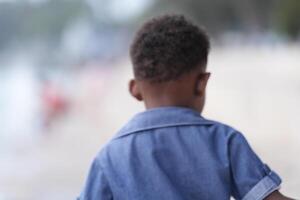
[0,3,21,49]
[23,0,89,41]
[275,0,300,39]
[143,0,279,36]
[141,0,237,35]
[0,0,91,51]
[0,0,299,60]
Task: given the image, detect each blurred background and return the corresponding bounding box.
[0,0,299,199]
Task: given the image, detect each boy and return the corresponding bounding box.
[78,15,292,200]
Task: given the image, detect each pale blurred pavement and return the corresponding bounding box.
[0,45,299,200]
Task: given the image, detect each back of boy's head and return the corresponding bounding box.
[130,14,210,83]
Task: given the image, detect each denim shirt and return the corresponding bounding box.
[78,107,281,200]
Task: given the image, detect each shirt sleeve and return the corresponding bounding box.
[77,158,113,200]
[229,132,281,200]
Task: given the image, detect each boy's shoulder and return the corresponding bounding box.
[197,118,248,145]
[203,118,243,136]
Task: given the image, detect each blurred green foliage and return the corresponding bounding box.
[0,0,299,54]
[0,0,90,49]
[275,0,300,39]
[145,0,300,38]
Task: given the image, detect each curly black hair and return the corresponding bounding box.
[130,14,210,83]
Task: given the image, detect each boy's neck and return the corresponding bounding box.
[142,82,202,113]
[136,68,206,114]
[144,99,199,112]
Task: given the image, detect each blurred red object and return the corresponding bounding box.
[41,81,69,129]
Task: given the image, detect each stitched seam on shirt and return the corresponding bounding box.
[113,122,213,140]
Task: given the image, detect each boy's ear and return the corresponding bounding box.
[195,73,210,96]
[129,79,143,101]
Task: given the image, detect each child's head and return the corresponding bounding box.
[129,14,211,113]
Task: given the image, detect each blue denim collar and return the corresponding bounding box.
[114,106,213,139]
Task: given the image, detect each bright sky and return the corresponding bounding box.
[86,0,153,22]
[107,0,153,22]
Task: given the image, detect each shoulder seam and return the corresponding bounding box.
[113,121,214,140]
